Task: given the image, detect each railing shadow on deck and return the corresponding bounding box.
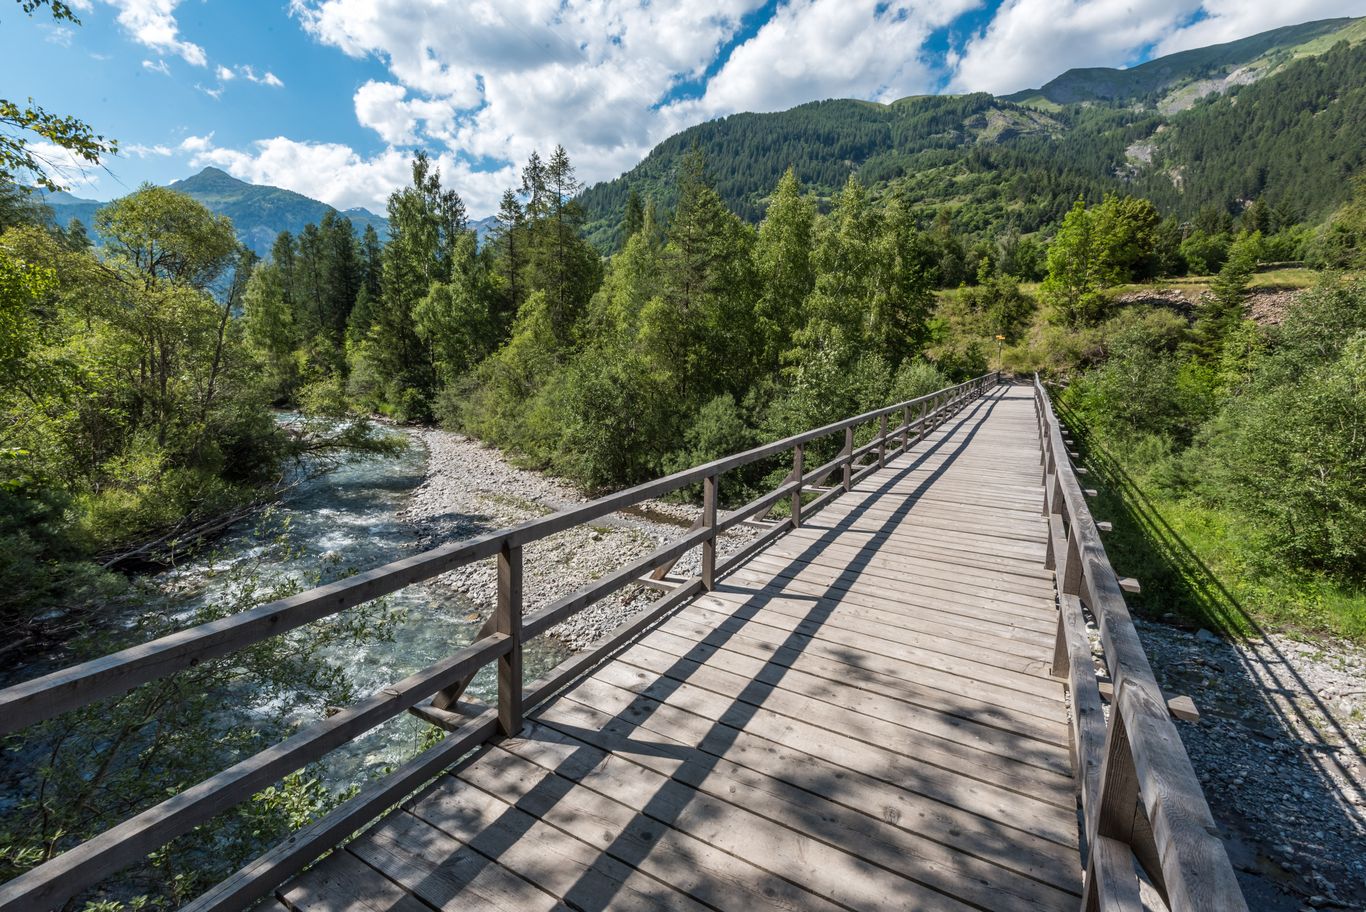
[1054,395,1366,909]
[432,386,1085,912]
[366,387,1066,909]
[0,377,1001,912]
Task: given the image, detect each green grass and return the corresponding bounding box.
[1060,406,1366,643]
[1108,268,1321,299]
[1248,267,1319,290]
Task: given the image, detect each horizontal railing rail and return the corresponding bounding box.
[0,371,1000,912]
[1032,375,1247,912]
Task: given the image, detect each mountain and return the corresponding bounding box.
[578,16,1366,250]
[470,215,499,248]
[42,168,389,256]
[1005,17,1365,111]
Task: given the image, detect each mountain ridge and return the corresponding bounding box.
[1004,17,1363,110]
[42,167,390,256]
[576,15,1365,250]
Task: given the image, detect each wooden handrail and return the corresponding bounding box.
[1032,376,1247,912]
[0,372,1000,912]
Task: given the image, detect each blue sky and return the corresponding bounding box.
[2,1,1360,216]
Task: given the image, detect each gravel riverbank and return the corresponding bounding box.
[1136,621,1366,910]
[398,428,755,651]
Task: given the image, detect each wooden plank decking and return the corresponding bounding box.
[281,384,1083,912]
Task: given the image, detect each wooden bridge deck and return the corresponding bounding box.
[280,384,1083,912]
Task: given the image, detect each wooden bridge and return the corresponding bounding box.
[0,376,1247,912]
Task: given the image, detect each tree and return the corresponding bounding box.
[95,185,238,289]
[491,188,525,329]
[753,167,815,370]
[1041,197,1114,326]
[649,148,758,400]
[1187,232,1260,364]
[623,188,645,241]
[1,2,116,192]
[414,231,499,384]
[524,146,598,339]
[363,153,468,419]
[868,191,935,364]
[242,263,300,401]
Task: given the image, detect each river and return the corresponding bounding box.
[146,429,571,787]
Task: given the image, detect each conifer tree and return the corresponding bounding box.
[753,167,815,369]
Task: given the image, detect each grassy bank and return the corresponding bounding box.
[1059,400,1366,643]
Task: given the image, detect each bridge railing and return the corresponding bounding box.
[0,372,1000,912]
[1032,376,1247,912]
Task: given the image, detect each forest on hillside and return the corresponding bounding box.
[579,39,1366,251]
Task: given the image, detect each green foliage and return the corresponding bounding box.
[1,2,115,193]
[1178,230,1230,274]
[1192,278,1366,574]
[1040,198,1116,325]
[1055,275,1366,639]
[0,187,336,634]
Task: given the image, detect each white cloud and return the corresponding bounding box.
[949,0,1362,95]
[216,64,235,81]
[178,134,215,154]
[283,0,985,213]
[949,0,1200,94]
[25,141,104,192]
[1155,1,1365,55]
[103,0,207,66]
[670,0,978,121]
[236,65,285,87]
[43,24,75,46]
[142,58,171,75]
[125,142,174,157]
[180,134,519,214]
[290,0,771,196]
[180,0,1360,218]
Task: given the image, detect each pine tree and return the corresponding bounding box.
[492,189,526,331]
[753,167,815,369]
[623,189,644,241]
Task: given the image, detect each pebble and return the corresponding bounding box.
[1133,617,1366,909]
[398,428,757,652]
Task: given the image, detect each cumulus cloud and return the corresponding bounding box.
[949,0,1361,95]
[125,142,174,157]
[103,0,207,66]
[279,0,988,212]
[179,134,516,214]
[26,141,104,191]
[672,0,977,121]
[1155,0,1365,55]
[175,0,1360,217]
[141,58,171,75]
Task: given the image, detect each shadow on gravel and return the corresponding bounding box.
[1057,401,1366,911]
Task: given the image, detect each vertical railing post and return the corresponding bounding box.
[701,473,717,590]
[790,444,803,529]
[901,404,911,450]
[842,426,854,492]
[877,414,887,468]
[496,542,523,737]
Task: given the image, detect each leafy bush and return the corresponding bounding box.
[1191,279,1366,573]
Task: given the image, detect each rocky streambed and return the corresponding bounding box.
[399,428,756,652]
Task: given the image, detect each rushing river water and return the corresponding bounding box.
[147,429,570,787]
